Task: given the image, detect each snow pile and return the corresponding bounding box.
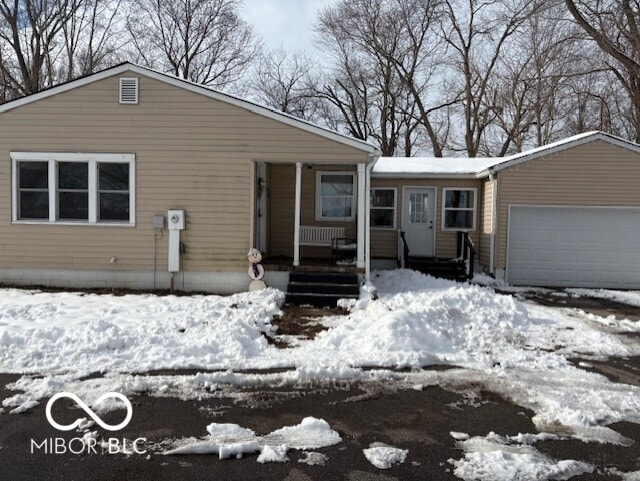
[450,432,593,481]
[300,270,530,368]
[299,270,629,369]
[164,416,341,461]
[257,445,289,464]
[363,442,408,469]
[0,288,284,376]
[262,416,342,450]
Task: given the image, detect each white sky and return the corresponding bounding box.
[240,0,333,53]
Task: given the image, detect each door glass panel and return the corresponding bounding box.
[409,193,429,223]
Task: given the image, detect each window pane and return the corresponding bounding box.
[59,192,88,220]
[100,193,129,220]
[99,163,129,191]
[322,197,351,218]
[19,162,48,189]
[371,189,394,208]
[445,190,474,209]
[445,210,473,229]
[321,175,353,196]
[58,162,88,189]
[409,193,429,223]
[19,191,49,219]
[371,209,393,227]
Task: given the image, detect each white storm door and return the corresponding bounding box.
[403,187,436,256]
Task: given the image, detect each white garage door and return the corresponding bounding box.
[507,206,640,288]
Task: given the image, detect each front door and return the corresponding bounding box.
[402,187,435,256]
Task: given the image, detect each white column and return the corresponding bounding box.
[356,163,366,268]
[293,162,302,267]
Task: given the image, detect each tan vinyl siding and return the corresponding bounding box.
[370,178,483,259]
[479,178,494,267]
[0,72,369,273]
[495,140,640,269]
[269,164,357,257]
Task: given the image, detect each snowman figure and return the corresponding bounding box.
[247,248,267,291]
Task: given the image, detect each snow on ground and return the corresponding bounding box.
[2,269,640,477]
[363,442,408,469]
[449,432,593,481]
[163,416,341,462]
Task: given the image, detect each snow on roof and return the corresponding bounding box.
[373,131,640,177]
[373,156,504,176]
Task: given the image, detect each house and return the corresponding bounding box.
[371,131,640,289]
[1,63,639,295]
[0,62,377,294]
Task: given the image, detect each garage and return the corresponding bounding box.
[507,206,640,288]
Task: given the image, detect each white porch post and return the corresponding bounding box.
[293,162,302,267]
[356,163,366,268]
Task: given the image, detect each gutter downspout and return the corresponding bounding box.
[365,153,380,283]
[489,170,498,275]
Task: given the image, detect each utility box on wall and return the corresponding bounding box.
[167,210,186,230]
[168,210,186,272]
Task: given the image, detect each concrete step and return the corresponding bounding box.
[284,292,358,308]
[287,281,360,296]
[286,272,360,307]
[289,272,359,284]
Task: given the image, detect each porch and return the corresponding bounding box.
[253,161,371,274]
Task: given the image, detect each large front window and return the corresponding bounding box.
[12,153,135,224]
[442,188,476,230]
[315,172,356,221]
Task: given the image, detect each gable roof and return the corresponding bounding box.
[372,131,640,178]
[0,62,379,155]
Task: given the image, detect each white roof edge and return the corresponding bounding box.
[0,62,379,156]
[487,131,640,173]
[372,172,480,180]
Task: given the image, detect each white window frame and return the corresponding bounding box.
[315,171,356,222]
[370,187,396,229]
[441,187,477,231]
[11,152,136,226]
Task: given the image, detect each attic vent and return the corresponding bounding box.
[119,77,139,104]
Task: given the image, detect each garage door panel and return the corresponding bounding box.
[507,206,640,288]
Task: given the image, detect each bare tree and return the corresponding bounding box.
[251,48,319,121]
[0,0,81,96]
[316,0,439,156]
[127,0,259,89]
[564,0,640,141]
[58,0,125,81]
[441,0,542,156]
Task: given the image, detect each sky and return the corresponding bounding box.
[240,0,333,54]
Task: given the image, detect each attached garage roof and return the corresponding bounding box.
[0,62,379,156]
[373,131,640,178]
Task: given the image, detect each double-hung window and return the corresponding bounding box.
[442,188,476,231]
[12,153,135,225]
[315,172,356,221]
[370,188,396,228]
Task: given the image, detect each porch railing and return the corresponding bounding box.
[457,231,477,280]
